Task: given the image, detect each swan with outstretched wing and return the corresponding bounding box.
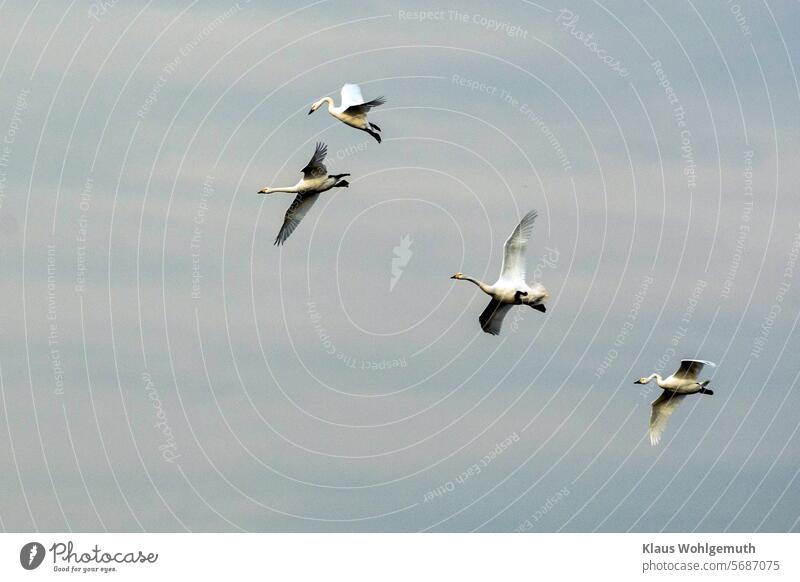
[451,210,549,335]
[257,142,351,245]
[309,83,386,143]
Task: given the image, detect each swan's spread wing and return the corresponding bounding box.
[674,359,715,380]
[479,299,512,336]
[343,96,386,116]
[340,83,365,107]
[274,193,319,245]
[649,391,686,445]
[301,142,327,180]
[498,210,538,285]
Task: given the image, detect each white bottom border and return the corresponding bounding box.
[1,533,797,580]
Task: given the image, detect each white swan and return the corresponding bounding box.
[308,83,385,143]
[634,359,716,445]
[451,210,549,335]
[257,142,350,245]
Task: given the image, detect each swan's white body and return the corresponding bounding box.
[634,359,717,445]
[258,142,350,245]
[451,210,549,335]
[309,83,385,143]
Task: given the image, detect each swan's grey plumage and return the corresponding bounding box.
[479,300,512,336]
[634,359,717,445]
[300,141,328,179]
[274,193,320,246]
[308,83,385,143]
[451,210,549,335]
[257,142,350,246]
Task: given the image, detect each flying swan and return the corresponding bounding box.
[451,210,549,335]
[634,359,716,445]
[308,83,385,143]
[257,142,350,245]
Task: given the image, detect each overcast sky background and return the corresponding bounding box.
[0,0,798,532]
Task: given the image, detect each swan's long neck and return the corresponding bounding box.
[316,96,335,111]
[647,373,663,386]
[459,276,492,295]
[264,186,298,194]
